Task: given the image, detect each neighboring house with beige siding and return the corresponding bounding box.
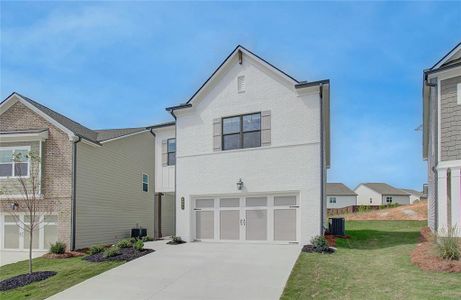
[326,183,357,208]
[0,93,157,259]
[423,41,461,236]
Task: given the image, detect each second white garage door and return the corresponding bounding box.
[194,194,299,243]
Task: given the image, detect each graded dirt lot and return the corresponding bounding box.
[345,201,427,221]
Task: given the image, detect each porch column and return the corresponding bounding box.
[437,168,448,234]
[450,167,461,235]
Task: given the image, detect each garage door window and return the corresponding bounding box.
[220,198,239,207]
[274,196,296,206]
[246,197,267,207]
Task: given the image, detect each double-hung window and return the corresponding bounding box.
[0,147,30,178]
[142,174,149,192]
[167,138,176,166]
[222,112,261,150]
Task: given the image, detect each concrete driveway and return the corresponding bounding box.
[48,241,300,300]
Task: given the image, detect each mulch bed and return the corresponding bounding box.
[411,227,461,273]
[167,240,186,245]
[302,245,336,254]
[42,251,85,259]
[83,247,154,262]
[0,271,57,291]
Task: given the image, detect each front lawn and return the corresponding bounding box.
[281,221,461,300]
[0,256,123,300]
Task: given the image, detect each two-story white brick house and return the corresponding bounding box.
[423,41,461,236]
[165,45,330,246]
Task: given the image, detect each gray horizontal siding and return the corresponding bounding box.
[75,132,155,248]
[440,75,461,161]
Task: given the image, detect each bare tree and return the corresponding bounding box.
[0,150,53,274]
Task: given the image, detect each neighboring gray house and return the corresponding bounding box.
[0,93,158,261]
[423,41,461,236]
[400,188,425,204]
[326,183,357,208]
[354,183,410,206]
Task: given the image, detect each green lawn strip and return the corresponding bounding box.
[281,220,461,300]
[0,256,123,300]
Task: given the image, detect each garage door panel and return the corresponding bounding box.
[246,210,267,240]
[220,210,240,240]
[196,211,214,240]
[274,209,296,241]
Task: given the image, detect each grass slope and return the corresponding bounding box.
[0,256,123,300]
[281,221,461,300]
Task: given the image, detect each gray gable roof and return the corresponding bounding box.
[400,188,424,197]
[361,183,410,196]
[95,127,148,142]
[15,93,99,142]
[326,183,357,196]
[2,92,158,144]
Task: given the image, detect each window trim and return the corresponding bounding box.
[221,112,261,151]
[167,138,176,166]
[0,146,31,179]
[142,173,149,192]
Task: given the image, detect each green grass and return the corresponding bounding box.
[0,256,123,300]
[281,220,461,300]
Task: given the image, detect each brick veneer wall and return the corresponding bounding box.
[0,100,73,248]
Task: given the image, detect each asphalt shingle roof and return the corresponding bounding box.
[3,93,164,143]
[326,183,357,196]
[361,183,410,196]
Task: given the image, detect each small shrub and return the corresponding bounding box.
[172,235,184,243]
[49,241,66,254]
[89,245,105,255]
[436,227,461,261]
[357,206,369,213]
[310,235,329,253]
[103,246,120,258]
[133,239,144,251]
[141,236,154,242]
[116,239,132,248]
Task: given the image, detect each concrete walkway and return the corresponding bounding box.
[48,241,300,300]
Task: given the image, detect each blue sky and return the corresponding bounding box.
[1,1,460,190]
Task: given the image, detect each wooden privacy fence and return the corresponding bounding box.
[327,204,399,216]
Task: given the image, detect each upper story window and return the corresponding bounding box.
[0,147,30,178]
[142,173,149,192]
[222,113,261,151]
[167,138,176,166]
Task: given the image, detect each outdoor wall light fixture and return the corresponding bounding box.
[11,202,19,210]
[237,178,244,190]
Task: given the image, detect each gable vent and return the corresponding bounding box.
[237,75,246,93]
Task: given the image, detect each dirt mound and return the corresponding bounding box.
[411,227,461,273]
[42,251,85,259]
[345,201,427,221]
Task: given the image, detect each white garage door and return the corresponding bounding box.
[194,195,298,243]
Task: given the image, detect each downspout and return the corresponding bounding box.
[319,84,325,235]
[424,75,438,231]
[71,136,81,250]
[148,129,158,238]
[169,110,178,235]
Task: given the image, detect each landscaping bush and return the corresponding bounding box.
[89,245,105,255]
[436,227,461,261]
[133,239,144,251]
[167,235,186,245]
[141,236,154,242]
[116,239,132,248]
[103,246,121,258]
[310,235,329,253]
[49,241,66,254]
